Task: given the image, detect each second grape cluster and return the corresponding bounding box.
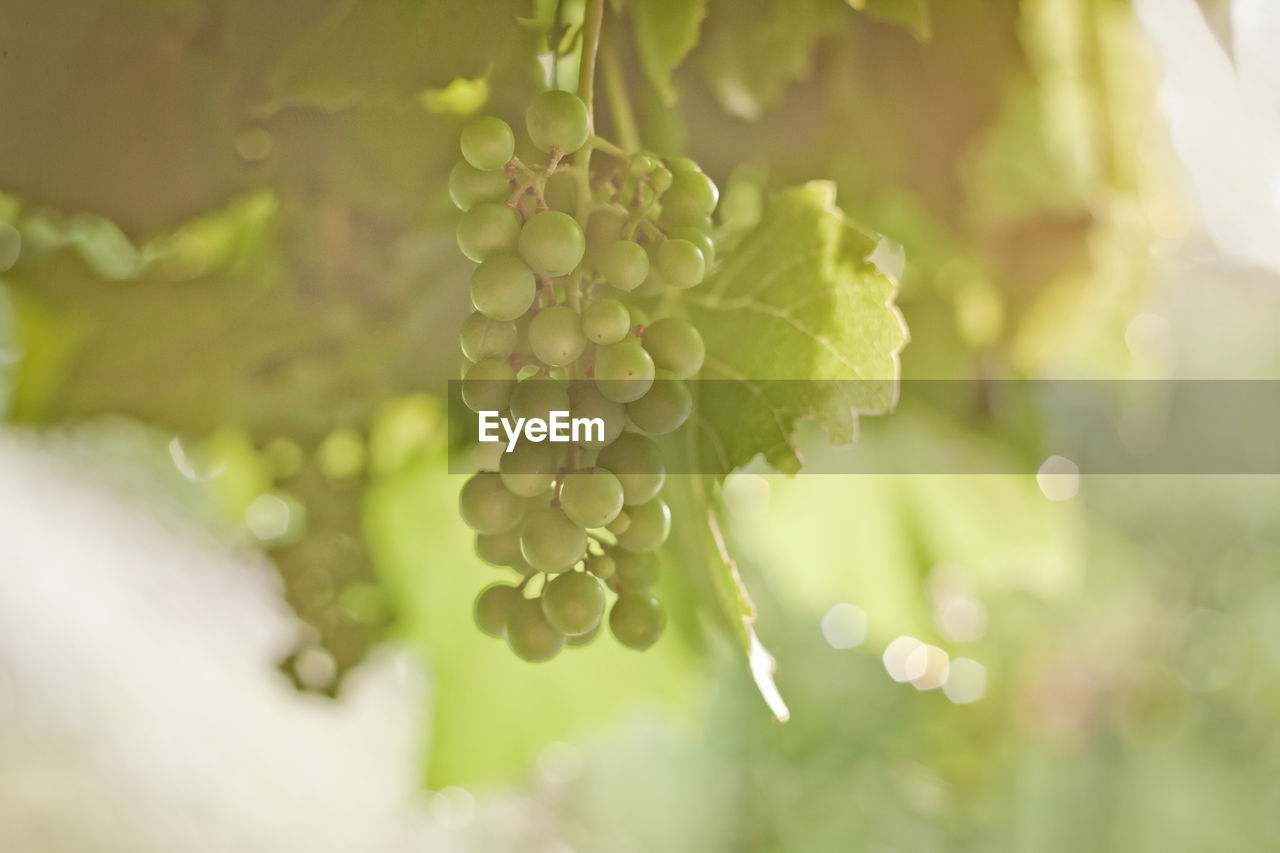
[452,89,718,662]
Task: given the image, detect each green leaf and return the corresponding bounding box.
[686,181,908,475]
[631,0,709,105]
[694,0,841,120]
[846,0,932,40]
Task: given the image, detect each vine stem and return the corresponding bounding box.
[574,0,605,174]
[601,41,640,152]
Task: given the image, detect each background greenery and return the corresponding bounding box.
[3,1,1278,850]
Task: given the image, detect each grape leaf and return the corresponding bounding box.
[847,0,933,40]
[693,0,843,120]
[686,181,908,476]
[631,0,709,105]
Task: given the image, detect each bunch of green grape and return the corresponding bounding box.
[451,88,717,662]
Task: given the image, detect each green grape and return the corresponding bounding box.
[609,592,666,650]
[475,583,522,638]
[567,382,626,449]
[508,377,570,422]
[459,471,525,534]
[541,571,606,635]
[612,549,659,589]
[476,528,524,568]
[461,359,516,412]
[661,170,719,224]
[526,90,590,155]
[586,552,616,580]
[519,506,587,573]
[649,166,673,196]
[470,254,536,322]
[460,312,518,361]
[581,298,631,345]
[655,238,705,289]
[499,440,561,497]
[626,372,692,434]
[719,181,762,231]
[585,207,627,264]
[519,211,586,277]
[594,341,655,403]
[615,497,671,552]
[449,161,512,211]
[668,156,702,174]
[506,597,565,661]
[457,202,521,262]
[606,511,631,535]
[670,226,715,269]
[599,240,649,291]
[460,116,515,171]
[543,171,579,214]
[641,317,705,379]
[559,468,625,528]
[630,154,659,175]
[566,621,601,646]
[595,432,665,504]
[632,256,669,298]
[528,305,588,366]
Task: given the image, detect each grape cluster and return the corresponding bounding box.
[452,89,716,661]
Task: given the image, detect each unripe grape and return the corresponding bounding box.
[541,571,606,635]
[655,238,705,289]
[567,382,626,449]
[526,90,590,154]
[661,170,719,224]
[642,317,705,379]
[459,471,525,534]
[670,225,715,269]
[506,597,565,661]
[470,254,536,321]
[632,255,669,298]
[606,511,631,535]
[566,621,601,646]
[595,342,655,403]
[581,298,631,345]
[460,116,515,171]
[457,202,521,262]
[609,592,666,650]
[460,312,518,361]
[615,497,671,552]
[499,440,560,497]
[649,166,673,195]
[476,528,525,568]
[586,552,616,580]
[543,171,579,214]
[631,154,659,175]
[626,372,692,434]
[509,377,570,423]
[520,506,588,573]
[528,305,588,366]
[595,432,665,504]
[668,156,702,174]
[559,468,625,528]
[519,211,586,277]
[449,161,512,211]
[585,207,627,263]
[461,359,516,412]
[599,240,649,291]
[612,549,659,589]
[475,583,522,638]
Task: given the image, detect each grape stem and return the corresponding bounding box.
[588,134,628,160]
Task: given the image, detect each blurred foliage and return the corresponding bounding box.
[0,0,1211,823]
